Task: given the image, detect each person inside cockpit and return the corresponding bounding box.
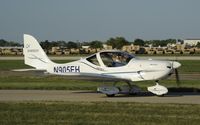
[100,51,134,67]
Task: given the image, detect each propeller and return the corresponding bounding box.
[174,68,180,86]
[172,61,181,87]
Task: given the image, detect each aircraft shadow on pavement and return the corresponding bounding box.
[73,87,200,98]
[167,87,200,96]
[106,91,200,98]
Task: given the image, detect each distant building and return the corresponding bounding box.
[0,46,23,55]
[82,46,90,49]
[0,46,23,49]
[167,43,176,48]
[184,39,200,46]
[103,44,112,50]
[122,44,140,54]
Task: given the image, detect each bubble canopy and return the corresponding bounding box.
[86,50,135,67]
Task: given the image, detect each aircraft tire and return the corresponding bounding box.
[106,94,115,97]
[157,94,165,97]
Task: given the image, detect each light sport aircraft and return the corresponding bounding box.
[20,34,181,97]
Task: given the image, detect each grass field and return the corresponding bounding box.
[0,60,199,90]
[0,102,199,125]
[0,60,200,73]
[0,74,200,90]
[0,60,199,125]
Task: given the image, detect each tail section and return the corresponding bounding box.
[23,34,51,70]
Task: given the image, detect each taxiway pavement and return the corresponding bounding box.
[0,90,199,104]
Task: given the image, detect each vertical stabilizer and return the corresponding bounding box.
[23,34,51,70]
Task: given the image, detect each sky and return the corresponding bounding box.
[1,0,200,43]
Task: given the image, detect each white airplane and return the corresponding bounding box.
[21,34,181,97]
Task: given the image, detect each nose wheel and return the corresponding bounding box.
[147,81,168,96]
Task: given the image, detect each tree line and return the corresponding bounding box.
[1,37,199,49]
[0,39,22,47]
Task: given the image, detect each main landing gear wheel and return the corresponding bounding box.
[97,81,142,97]
[106,94,115,97]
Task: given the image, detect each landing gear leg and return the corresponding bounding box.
[126,81,132,89]
[125,81,141,95]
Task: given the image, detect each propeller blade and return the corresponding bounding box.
[175,69,180,87]
[171,58,181,87]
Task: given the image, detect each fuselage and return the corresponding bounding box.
[47,50,179,82]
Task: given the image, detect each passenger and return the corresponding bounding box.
[115,55,121,62]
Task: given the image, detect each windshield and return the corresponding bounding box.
[86,54,100,66]
[100,51,134,67]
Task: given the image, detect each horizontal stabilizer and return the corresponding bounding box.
[12,68,46,72]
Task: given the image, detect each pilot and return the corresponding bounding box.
[112,54,124,67]
[115,55,121,62]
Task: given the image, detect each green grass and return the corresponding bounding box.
[0,60,199,90]
[0,60,73,70]
[0,102,199,125]
[0,76,105,90]
[0,60,29,70]
[0,75,200,90]
[0,60,199,125]
[178,60,200,73]
[0,60,200,73]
